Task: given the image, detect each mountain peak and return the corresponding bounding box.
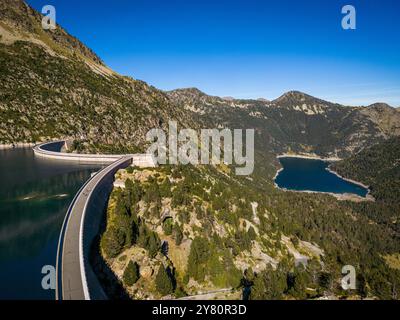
[273,90,317,103]
[274,91,312,102]
[272,90,335,107]
[367,102,394,111]
[168,87,208,98]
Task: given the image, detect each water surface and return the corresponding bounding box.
[0,147,100,299]
[275,157,368,197]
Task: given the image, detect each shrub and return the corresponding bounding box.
[248,226,257,241]
[250,265,287,300]
[101,226,125,258]
[163,218,173,235]
[173,224,184,246]
[187,237,210,282]
[160,178,172,197]
[114,214,135,247]
[155,266,174,295]
[171,182,191,207]
[137,221,161,257]
[123,261,140,286]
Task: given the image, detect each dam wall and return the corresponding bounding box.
[80,157,132,300]
[49,139,156,300]
[33,141,157,166]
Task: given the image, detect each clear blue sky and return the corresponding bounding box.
[27,0,400,106]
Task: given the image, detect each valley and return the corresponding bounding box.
[0,0,399,301]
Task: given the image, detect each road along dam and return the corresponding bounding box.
[33,141,156,300]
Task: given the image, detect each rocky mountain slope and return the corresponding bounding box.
[1,0,399,157]
[0,0,102,64]
[167,89,400,158]
[1,1,400,300]
[0,0,193,152]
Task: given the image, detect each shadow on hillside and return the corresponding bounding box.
[90,210,130,300]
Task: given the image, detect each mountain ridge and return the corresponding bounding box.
[0,0,197,152]
[170,87,397,110]
[1,0,400,301]
[1,0,399,158]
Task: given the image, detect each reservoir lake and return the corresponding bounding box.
[274,157,369,197]
[0,147,101,299]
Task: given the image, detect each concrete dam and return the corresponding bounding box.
[33,141,156,300]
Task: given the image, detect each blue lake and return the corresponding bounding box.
[274,157,369,197]
[0,147,101,299]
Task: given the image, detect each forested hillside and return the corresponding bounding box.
[97,162,400,300]
[1,0,400,301]
[332,137,400,231]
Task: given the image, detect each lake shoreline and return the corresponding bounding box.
[277,153,342,162]
[274,154,375,202]
[274,185,374,202]
[325,166,375,201]
[325,166,369,190]
[0,143,37,150]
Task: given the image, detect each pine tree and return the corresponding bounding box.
[100,226,125,258]
[155,266,174,295]
[287,265,310,299]
[248,226,257,241]
[187,237,210,281]
[173,224,184,246]
[163,218,173,235]
[123,261,140,286]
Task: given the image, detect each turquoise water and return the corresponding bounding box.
[275,157,368,197]
[0,147,100,300]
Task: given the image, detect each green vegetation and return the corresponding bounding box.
[99,158,400,300]
[100,181,161,259]
[333,137,400,202]
[250,265,288,300]
[173,224,183,246]
[187,236,242,288]
[4,1,398,300]
[332,137,400,232]
[155,266,174,296]
[137,221,161,258]
[100,226,125,259]
[123,261,140,286]
[0,39,189,150]
[162,218,173,235]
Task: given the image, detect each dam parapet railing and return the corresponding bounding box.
[33,140,157,166]
[80,156,133,300]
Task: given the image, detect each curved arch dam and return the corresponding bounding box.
[33,141,156,300]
